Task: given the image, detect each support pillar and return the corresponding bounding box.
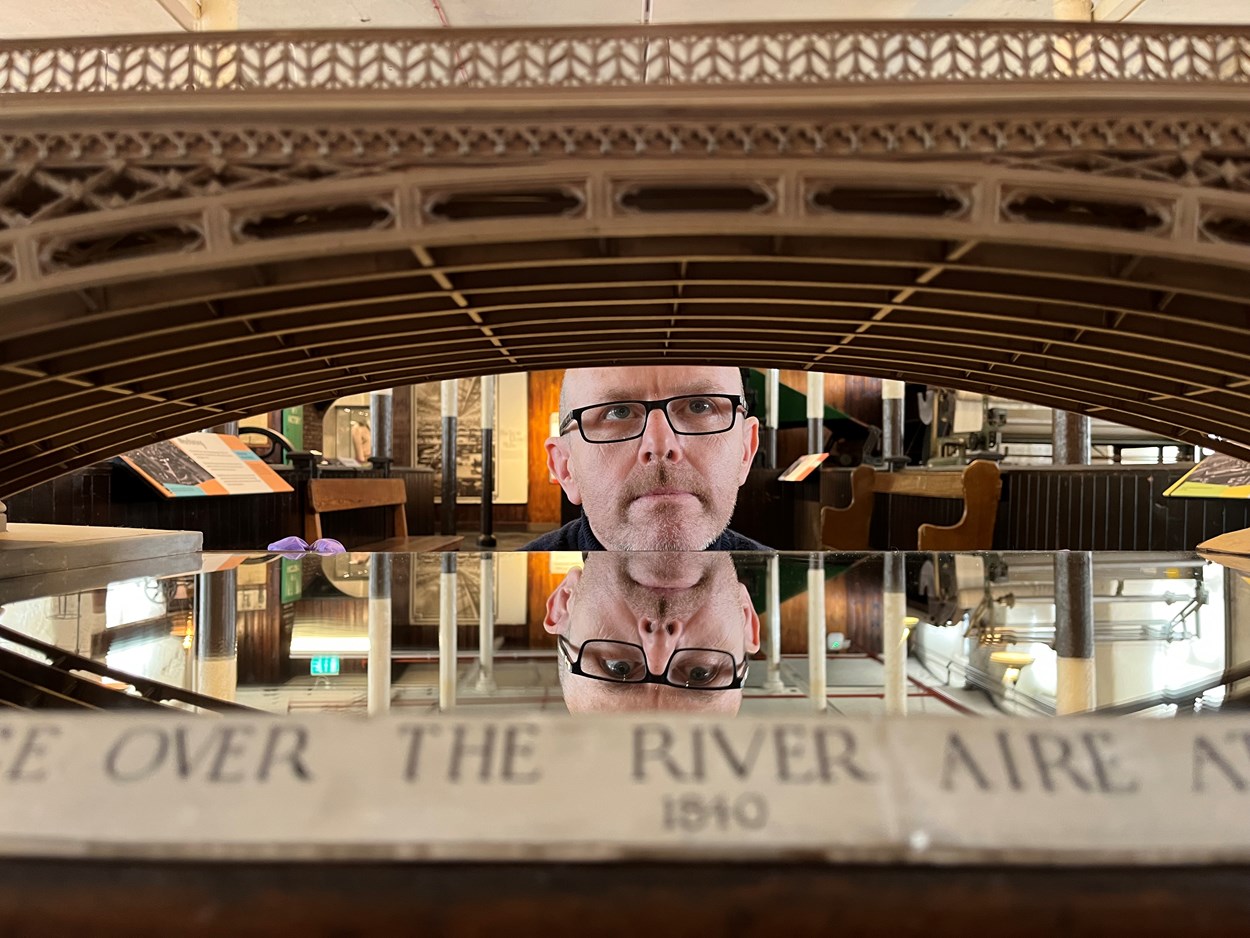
[1055,551,1096,715]
[806,371,824,455]
[367,554,392,715]
[1052,410,1092,465]
[807,554,826,712]
[882,379,906,469]
[762,368,780,469]
[370,389,393,472]
[479,374,497,547]
[440,379,458,535]
[439,554,458,711]
[194,568,238,702]
[476,553,496,692]
[763,553,784,692]
[883,553,908,716]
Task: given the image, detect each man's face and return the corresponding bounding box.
[545,365,759,550]
[544,552,761,713]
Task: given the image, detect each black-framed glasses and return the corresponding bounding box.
[559,394,745,444]
[558,635,748,690]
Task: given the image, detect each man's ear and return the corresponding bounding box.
[545,435,583,505]
[738,416,761,485]
[740,583,761,654]
[543,567,583,635]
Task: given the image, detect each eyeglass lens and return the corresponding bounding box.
[578,395,736,442]
[578,640,737,688]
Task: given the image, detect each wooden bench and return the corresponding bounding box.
[820,460,1002,551]
[305,478,463,552]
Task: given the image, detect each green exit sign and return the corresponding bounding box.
[310,656,341,676]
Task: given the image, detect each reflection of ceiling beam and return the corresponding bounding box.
[155,0,197,31]
[1095,0,1149,22]
[153,0,237,32]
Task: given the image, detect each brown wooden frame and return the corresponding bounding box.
[305,478,461,551]
[821,460,1002,551]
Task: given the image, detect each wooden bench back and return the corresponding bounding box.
[820,460,1002,551]
[305,478,408,543]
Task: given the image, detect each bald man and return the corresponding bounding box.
[523,365,769,551]
[545,551,761,713]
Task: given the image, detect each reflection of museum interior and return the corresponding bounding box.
[7,0,1250,931]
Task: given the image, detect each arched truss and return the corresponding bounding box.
[3,20,1250,495]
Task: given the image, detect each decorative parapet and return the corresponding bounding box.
[0,21,1249,95]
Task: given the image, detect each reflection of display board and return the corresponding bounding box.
[415,374,528,503]
[119,434,293,498]
[1165,454,1250,499]
[408,553,527,626]
[779,452,828,482]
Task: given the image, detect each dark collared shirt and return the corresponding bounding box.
[520,512,771,552]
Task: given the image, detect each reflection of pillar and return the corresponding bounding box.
[1055,551,1096,715]
[763,553,784,692]
[1052,410,1092,465]
[194,569,238,702]
[882,380,905,469]
[209,421,240,436]
[439,554,457,711]
[368,554,392,715]
[762,368,780,469]
[0,499,7,533]
[883,553,907,716]
[806,371,824,455]
[370,389,393,464]
[476,553,496,692]
[807,554,826,712]
[479,374,496,548]
[441,379,458,535]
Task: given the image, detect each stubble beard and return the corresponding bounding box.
[609,464,736,551]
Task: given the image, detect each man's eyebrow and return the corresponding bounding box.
[581,384,736,404]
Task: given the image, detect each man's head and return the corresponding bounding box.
[546,365,759,550]
[544,551,761,713]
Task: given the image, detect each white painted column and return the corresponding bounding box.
[806,371,825,455]
[476,553,496,692]
[367,555,392,715]
[439,554,458,711]
[762,368,780,469]
[807,555,826,712]
[883,553,908,716]
[763,553,784,692]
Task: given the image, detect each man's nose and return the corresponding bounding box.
[639,616,684,674]
[638,406,683,464]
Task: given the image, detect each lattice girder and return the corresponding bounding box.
[3,21,1250,494]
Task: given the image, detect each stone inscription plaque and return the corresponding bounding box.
[1,714,1247,863]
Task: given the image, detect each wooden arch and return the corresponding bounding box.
[3,20,1250,495]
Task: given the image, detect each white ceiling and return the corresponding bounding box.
[3,0,1250,38]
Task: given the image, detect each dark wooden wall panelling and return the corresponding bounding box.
[7,464,436,550]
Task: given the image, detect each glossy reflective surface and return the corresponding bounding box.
[2,550,1246,717]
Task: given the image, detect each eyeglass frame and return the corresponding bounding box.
[558,393,747,444]
[557,634,749,691]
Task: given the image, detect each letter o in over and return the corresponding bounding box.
[105,728,168,782]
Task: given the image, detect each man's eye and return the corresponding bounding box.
[603,659,636,679]
[686,398,715,415]
[605,406,635,420]
[686,665,716,685]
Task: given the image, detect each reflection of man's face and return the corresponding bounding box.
[544,552,761,713]
[545,366,759,550]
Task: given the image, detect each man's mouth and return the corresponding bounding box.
[634,488,696,500]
